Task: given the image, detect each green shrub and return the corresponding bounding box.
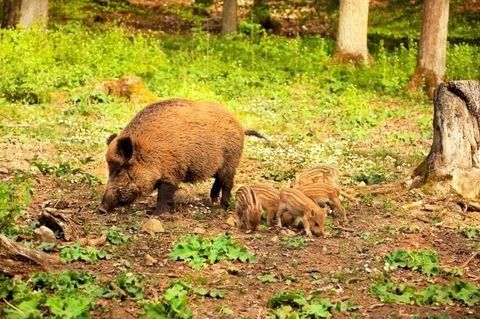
[0,172,32,236]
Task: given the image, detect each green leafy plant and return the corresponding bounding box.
[458,227,480,241]
[193,287,225,299]
[370,279,480,306]
[259,274,278,284]
[279,236,307,250]
[169,234,255,270]
[353,171,388,185]
[143,282,193,319]
[384,248,440,277]
[1,270,110,319]
[115,272,144,299]
[0,172,32,235]
[60,242,111,264]
[30,158,102,186]
[267,290,357,318]
[107,228,131,245]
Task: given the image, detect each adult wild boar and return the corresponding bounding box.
[100,99,263,214]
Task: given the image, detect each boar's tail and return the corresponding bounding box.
[245,129,267,140]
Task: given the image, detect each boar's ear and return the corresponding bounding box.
[116,136,133,161]
[106,133,118,145]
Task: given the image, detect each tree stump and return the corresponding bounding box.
[413,80,480,199]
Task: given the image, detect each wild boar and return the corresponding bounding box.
[235,186,263,231]
[249,184,280,226]
[290,165,340,190]
[100,99,264,214]
[298,183,347,221]
[276,188,327,238]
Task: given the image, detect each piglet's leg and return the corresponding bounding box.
[302,215,313,238]
[155,182,177,214]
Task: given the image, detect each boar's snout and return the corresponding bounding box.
[100,190,118,213]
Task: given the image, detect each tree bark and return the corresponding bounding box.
[2,0,48,28]
[333,0,370,65]
[2,0,21,28]
[0,234,59,274]
[412,80,480,199]
[408,0,449,99]
[222,0,237,34]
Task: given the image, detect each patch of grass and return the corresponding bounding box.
[267,290,357,318]
[458,227,480,241]
[60,242,111,264]
[353,171,388,185]
[169,234,255,270]
[0,171,32,236]
[30,157,102,186]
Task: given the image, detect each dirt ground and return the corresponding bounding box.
[3,155,479,318]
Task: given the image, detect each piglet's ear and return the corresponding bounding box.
[106,133,118,145]
[116,136,133,161]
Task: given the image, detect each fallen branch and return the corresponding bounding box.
[457,200,480,212]
[38,211,84,241]
[0,234,59,271]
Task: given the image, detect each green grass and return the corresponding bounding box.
[0,172,32,236]
[1,20,475,179]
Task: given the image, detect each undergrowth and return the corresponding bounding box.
[0,172,32,236]
[169,234,256,269]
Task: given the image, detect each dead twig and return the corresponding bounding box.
[2,298,25,315]
[462,252,479,269]
[368,303,384,310]
[331,225,355,232]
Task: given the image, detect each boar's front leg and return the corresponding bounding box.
[155,182,177,214]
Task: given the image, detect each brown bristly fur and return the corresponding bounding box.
[235,186,263,231]
[276,188,327,238]
[291,165,340,190]
[250,184,280,226]
[298,183,347,221]
[101,99,257,214]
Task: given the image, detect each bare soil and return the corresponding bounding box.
[2,157,480,318]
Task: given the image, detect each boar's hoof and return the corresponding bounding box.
[98,206,109,214]
[154,204,173,215]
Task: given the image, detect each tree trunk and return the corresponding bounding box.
[222,0,237,34]
[2,0,21,28]
[412,80,480,199]
[333,0,370,65]
[408,0,449,99]
[2,0,48,28]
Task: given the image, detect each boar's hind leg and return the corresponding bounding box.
[210,174,222,204]
[155,182,177,214]
[218,170,235,209]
